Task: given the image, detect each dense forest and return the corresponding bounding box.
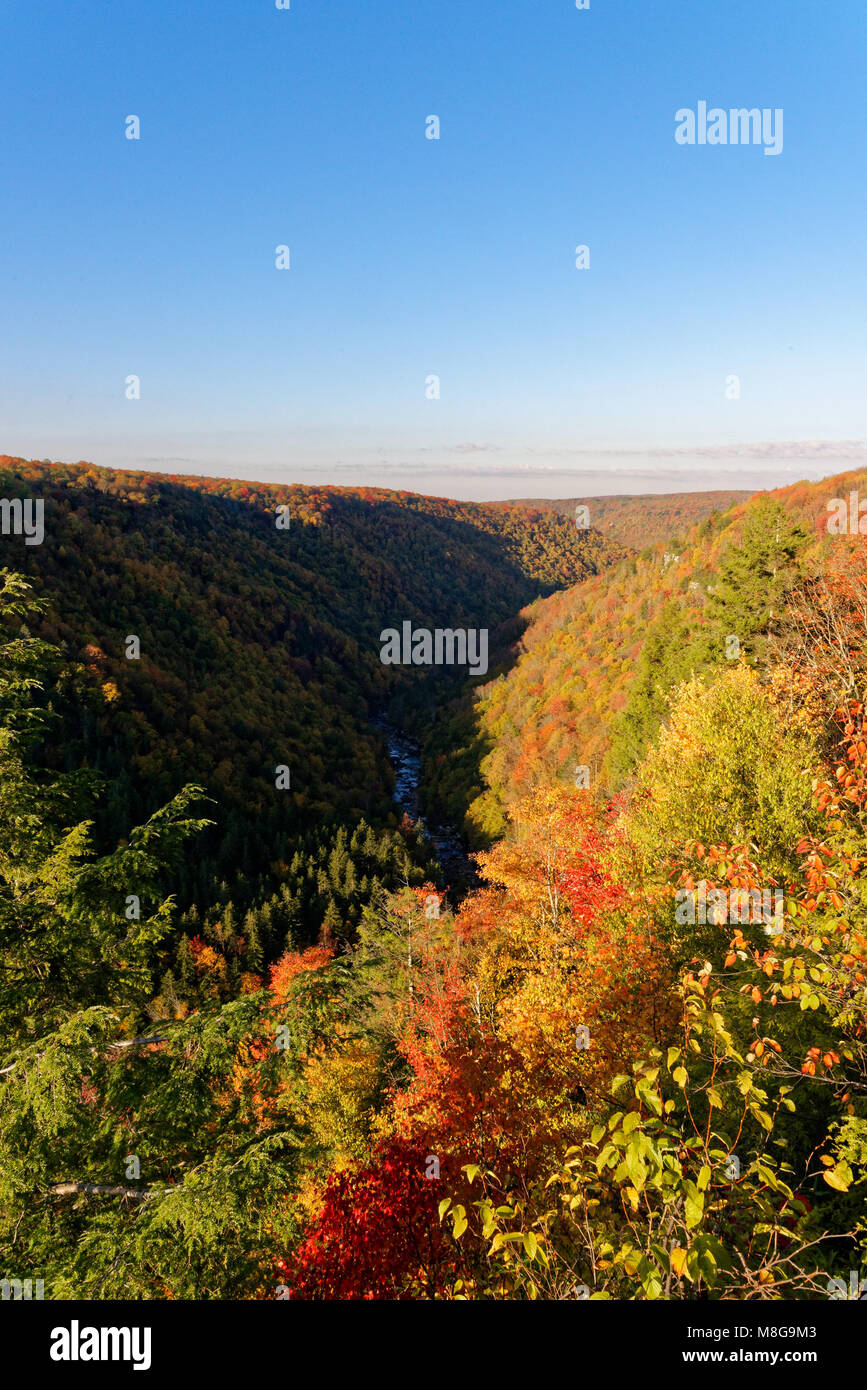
[500,488,753,550]
[0,457,618,928]
[2,458,866,1302]
[427,471,867,843]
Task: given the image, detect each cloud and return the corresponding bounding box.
[600,440,867,463]
[317,440,867,479]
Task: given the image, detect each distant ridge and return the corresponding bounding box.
[498,490,754,550]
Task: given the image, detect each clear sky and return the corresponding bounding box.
[1,0,865,499]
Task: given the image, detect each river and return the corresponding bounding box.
[374,719,478,899]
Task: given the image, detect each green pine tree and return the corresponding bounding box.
[705,499,808,665]
[607,601,704,784]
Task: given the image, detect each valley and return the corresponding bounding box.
[2,454,867,1305]
[374,717,478,897]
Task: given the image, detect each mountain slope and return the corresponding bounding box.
[427,470,867,842]
[0,456,622,908]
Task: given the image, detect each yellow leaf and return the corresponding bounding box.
[822,1167,851,1193]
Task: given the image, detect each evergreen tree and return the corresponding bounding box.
[243,909,264,972]
[176,934,196,995]
[607,601,704,784]
[609,503,809,785]
[705,499,808,664]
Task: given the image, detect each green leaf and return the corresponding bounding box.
[684,1182,705,1229]
[624,1143,649,1192]
[636,1079,663,1116]
[596,1143,618,1172]
[685,1194,704,1229]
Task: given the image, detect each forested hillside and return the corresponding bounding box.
[0,457,618,925]
[428,471,867,843]
[501,488,752,550]
[2,458,867,1305]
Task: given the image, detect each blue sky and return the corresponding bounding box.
[1,0,865,499]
